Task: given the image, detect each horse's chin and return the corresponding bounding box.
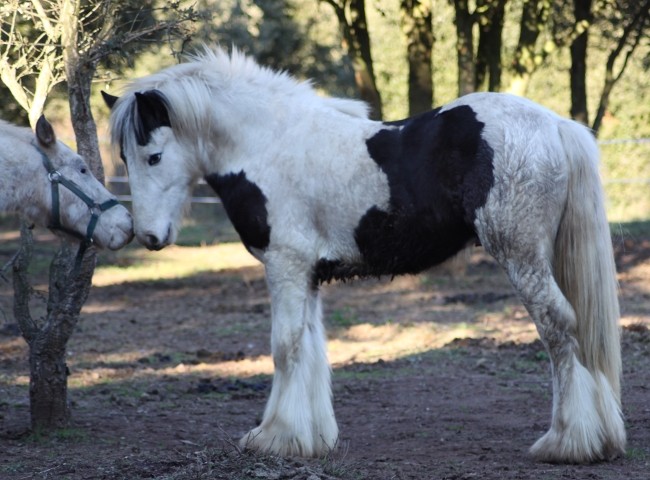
[102,230,135,250]
[136,223,175,251]
[145,243,167,252]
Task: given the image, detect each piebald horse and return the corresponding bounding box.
[103,47,624,463]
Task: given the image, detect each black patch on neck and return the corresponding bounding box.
[313,105,495,283]
[204,171,271,252]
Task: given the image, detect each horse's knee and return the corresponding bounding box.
[272,333,300,371]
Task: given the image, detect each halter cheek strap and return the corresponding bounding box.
[33,142,120,273]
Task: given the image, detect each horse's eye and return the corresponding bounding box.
[148,153,161,166]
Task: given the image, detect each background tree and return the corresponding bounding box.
[0,0,65,127]
[508,0,551,96]
[189,0,356,97]
[550,0,650,131]
[475,0,507,92]
[591,0,650,135]
[569,0,593,124]
[0,0,197,431]
[451,0,475,95]
[400,0,434,115]
[321,0,383,119]
[450,0,508,95]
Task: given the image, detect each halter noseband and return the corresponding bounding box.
[34,142,120,272]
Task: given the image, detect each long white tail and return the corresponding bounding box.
[553,121,622,398]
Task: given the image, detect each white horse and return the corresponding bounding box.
[0,115,132,250]
[102,47,625,463]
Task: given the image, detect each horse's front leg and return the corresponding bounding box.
[240,251,338,457]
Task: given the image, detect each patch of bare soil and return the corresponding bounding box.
[1,238,649,479]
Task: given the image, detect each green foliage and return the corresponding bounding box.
[329,307,360,328]
[1,0,648,220]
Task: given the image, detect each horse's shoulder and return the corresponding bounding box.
[204,170,271,252]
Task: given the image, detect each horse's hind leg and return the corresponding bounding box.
[487,242,621,463]
[240,251,337,457]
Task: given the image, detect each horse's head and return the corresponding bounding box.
[34,116,133,250]
[103,90,193,251]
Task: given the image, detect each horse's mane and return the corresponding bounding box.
[109,46,369,158]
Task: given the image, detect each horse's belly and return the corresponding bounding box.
[314,207,476,284]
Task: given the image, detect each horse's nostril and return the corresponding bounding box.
[145,234,159,247]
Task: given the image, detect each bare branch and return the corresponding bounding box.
[30,0,56,38]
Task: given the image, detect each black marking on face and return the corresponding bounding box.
[134,90,171,146]
[313,105,495,285]
[205,171,271,252]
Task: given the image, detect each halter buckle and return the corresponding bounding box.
[89,204,102,217]
[48,171,62,183]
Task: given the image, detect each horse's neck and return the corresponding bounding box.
[0,143,46,217]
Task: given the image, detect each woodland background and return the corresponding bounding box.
[1,0,649,222]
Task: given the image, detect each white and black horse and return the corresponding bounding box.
[103,47,624,463]
[0,115,132,250]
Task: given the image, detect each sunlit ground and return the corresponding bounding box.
[2,227,649,390]
[92,243,260,286]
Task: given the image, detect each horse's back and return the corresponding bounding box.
[316,93,585,281]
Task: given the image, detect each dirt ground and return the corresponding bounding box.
[0,229,649,479]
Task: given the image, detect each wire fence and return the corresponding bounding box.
[105,138,650,205]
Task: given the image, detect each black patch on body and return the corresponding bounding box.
[314,105,494,284]
[204,171,271,252]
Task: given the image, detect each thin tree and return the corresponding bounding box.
[475,0,507,92]
[451,0,475,95]
[320,0,383,119]
[508,0,551,96]
[0,0,197,431]
[400,0,434,115]
[591,0,650,135]
[450,0,509,95]
[570,0,593,124]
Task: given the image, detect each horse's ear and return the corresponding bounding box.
[102,91,119,109]
[135,90,171,131]
[35,115,56,148]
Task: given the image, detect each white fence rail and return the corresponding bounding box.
[105,138,650,204]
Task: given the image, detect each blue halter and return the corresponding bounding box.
[34,142,119,272]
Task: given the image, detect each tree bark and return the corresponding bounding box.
[452,0,475,96]
[400,0,434,115]
[12,225,93,430]
[569,0,592,124]
[475,0,507,92]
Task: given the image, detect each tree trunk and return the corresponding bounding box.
[569,0,592,124]
[15,0,99,431]
[453,0,475,96]
[508,0,550,96]
[323,0,383,119]
[475,0,506,92]
[400,0,434,115]
[28,326,72,430]
[348,0,383,119]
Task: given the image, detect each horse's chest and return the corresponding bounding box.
[204,171,271,251]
